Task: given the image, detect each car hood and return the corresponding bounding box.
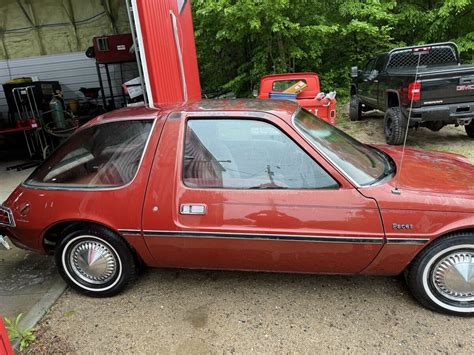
[375,145,474,196]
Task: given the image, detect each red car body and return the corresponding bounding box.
[259,73,337,125]
[1,99,473,314]
[0,318,13,355]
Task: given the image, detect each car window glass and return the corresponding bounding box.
[374,56,385,72]
[272,80,307,92]
[364,58,377,73]
[293,109,388,186]
[26,120,153,188]
[183,119,339,190]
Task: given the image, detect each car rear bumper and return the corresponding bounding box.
[409,101,474,123]
[0,226,42,252]
[1,205,43,252]
[0,205,15,251]
[0,234,12,250]
[0,205,16,228]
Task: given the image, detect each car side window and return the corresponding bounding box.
[364,58,377,74]
[26,120,153,188]
[183,119,339,190]
[374,56,385,72]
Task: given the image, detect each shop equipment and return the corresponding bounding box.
[86,34,136,111]
[4,86,50,170]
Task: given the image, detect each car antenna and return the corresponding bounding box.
[391,47,430,195]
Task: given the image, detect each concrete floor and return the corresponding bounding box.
[0,160,32,202]
[0,161,61,320]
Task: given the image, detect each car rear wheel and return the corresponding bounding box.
[406,233,474,316]
[349,96,362,121]
[384,107,407,145]
[55,226,137,297]
[466,122,474,138]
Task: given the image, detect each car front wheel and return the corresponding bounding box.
[349,96,362,121]
[466,122,474,138]
[55,226,137,297]
[406,233,474,316]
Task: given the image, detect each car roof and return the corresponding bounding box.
[91,99,300,125]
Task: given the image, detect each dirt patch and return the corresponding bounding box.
[338,109,474,162]
[21,319,75,354]
[26,269,474,354]
[185,304,210,329]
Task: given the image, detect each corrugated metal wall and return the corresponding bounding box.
[0,52,138,120]
[133,0,201,106]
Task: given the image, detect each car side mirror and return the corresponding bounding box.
[351,66,359,78]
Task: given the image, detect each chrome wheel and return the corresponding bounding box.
[61,235,123,292]
[69,239,118,284]
[432,251,474,302]
[407,235,474,315]
[420,243,474,314]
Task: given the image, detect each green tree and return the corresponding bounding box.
[192,0,474,99]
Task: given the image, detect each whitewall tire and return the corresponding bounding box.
[406,233,474,316]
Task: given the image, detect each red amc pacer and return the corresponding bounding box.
[1,100,473,316]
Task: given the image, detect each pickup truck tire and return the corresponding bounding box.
[405,233,474,316]
[349,96,362,121]
[384,107,407,145]
[55,226,138,297]
[466,122,474,138]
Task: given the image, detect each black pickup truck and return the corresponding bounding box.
[350,42,474,145]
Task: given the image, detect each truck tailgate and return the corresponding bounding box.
[419,65,474,105]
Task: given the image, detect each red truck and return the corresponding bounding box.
[259,72,337,125]
[1,99,474,316]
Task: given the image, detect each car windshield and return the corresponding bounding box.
[293,109,394,186]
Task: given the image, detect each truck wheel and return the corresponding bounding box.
[466,122,474,138]
[405,233,474,316]
[349,96,362,121]
[384,107,407,145]
[55,226,138,297]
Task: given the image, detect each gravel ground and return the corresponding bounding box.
[340,110,474,163]
[24,109,474,354]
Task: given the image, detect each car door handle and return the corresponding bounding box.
[180,204,207,215]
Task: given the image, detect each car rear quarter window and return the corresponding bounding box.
[26,120,153,188]
[183,119,339,190]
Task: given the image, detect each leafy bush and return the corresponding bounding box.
[193,0,474,98]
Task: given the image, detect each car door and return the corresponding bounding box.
[142,112,385,274]
[358,57,379,108]
[372,56,387,109]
